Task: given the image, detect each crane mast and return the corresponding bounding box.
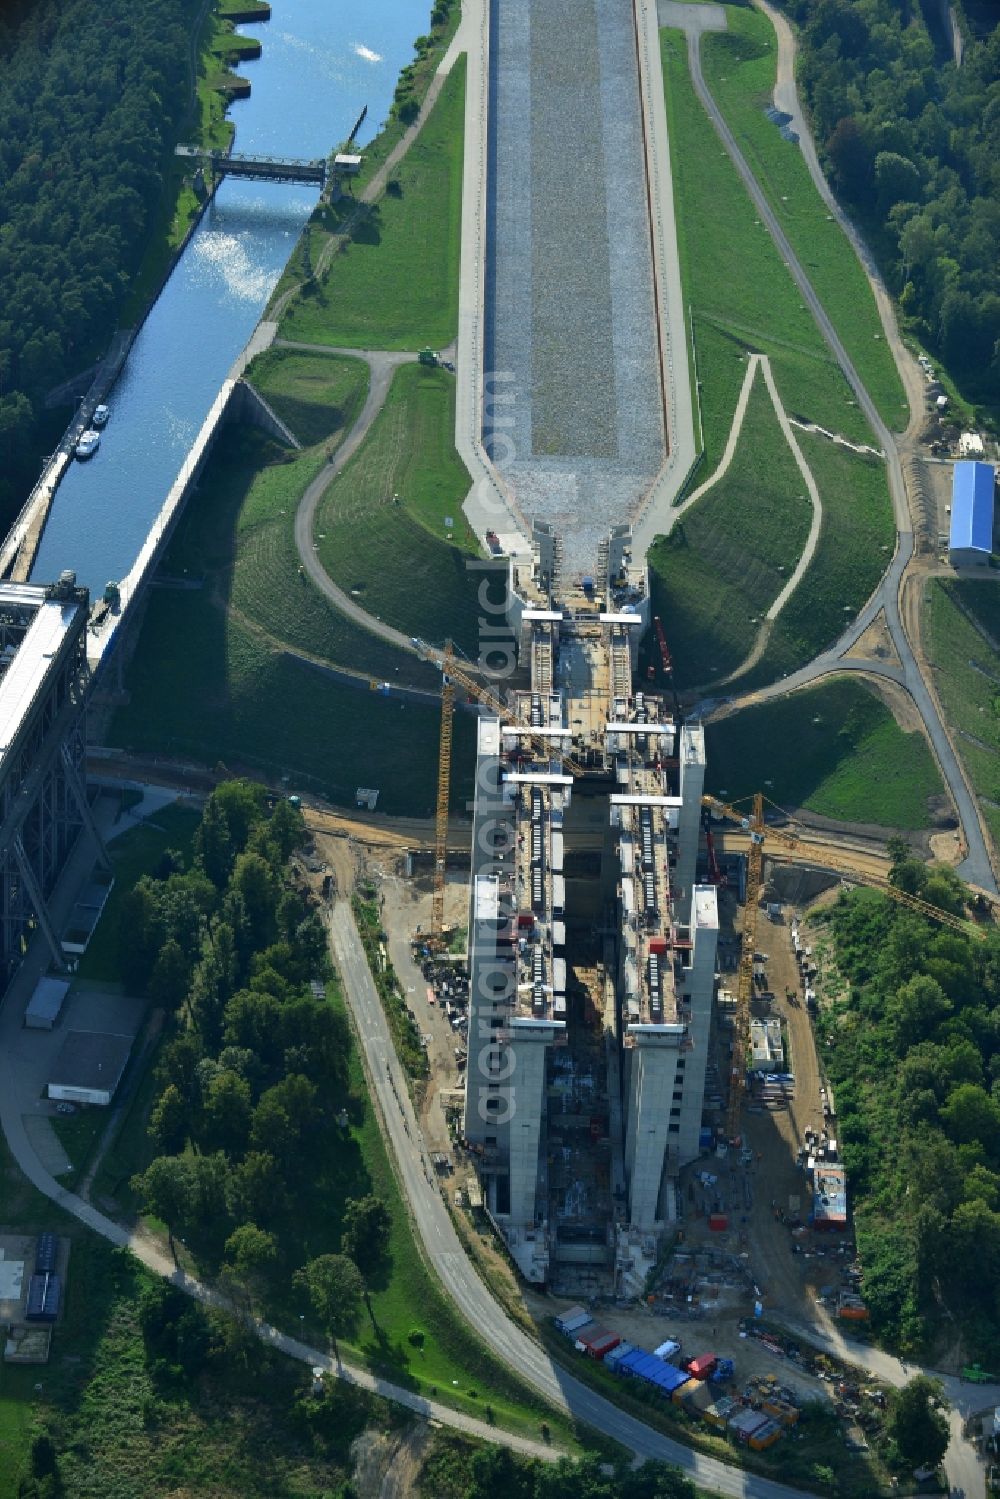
[728,792,764,1144]
[431,645,456,944]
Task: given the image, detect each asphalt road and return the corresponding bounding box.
[680,24,996,895]
[291,345,421,655]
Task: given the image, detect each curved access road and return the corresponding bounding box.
[290,346,421,656]
[751,0,925,441]
[679,20,996,893]
[671,351,823,685]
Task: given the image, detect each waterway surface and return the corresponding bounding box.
[32,0,426,599]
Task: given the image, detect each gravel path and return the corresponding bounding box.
[668,351,823,680]
[290,348,422,656]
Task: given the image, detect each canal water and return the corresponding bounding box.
[32,0,426,600]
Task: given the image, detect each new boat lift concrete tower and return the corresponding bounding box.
[464,543,717,1290]
[0,575,106,991]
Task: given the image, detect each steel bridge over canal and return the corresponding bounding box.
[174,146,328,186]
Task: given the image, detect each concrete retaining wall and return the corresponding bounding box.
[229,379,301,448]
[87,322,284,675]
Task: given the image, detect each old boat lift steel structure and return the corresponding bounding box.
[0,575,109,991]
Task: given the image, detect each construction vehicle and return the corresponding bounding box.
[702,793,993,1142]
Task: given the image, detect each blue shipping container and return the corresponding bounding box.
[35,1232,57,1275]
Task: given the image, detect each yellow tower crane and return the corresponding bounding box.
[431,645,456,944]
[702,793,992,1142]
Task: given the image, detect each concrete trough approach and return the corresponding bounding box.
[483,0,665,573]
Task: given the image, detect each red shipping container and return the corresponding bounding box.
[708,1213,728,1231]
[687,1354,718,1381]
[648,936,668,954]
[575,1327,621,1361]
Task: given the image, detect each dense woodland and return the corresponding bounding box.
[0,0,199,521]
[420,1439,697,1499]
[776,0,1000,405]
[817,847,1000,1359]
[122,781,389,1342]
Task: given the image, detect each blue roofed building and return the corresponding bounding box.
[949,461,995,567]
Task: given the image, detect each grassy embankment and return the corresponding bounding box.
[313,363,482,655]
[649,381,812,683]
[650,30,894,696]
[119,1,247,325]
[699,4,907,431]
[244,346,367,445]
[924,578,1000,855]
[109,410,475,815]
[281,55,466,350]
[705,678,946,829]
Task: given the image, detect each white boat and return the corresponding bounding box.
[75,429,100,460]
[92,403,110,428]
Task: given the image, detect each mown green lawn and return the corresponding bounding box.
[315,364,484,655]
[281,57,466,350]
[705,677,945,828]
[739,431,895,688]
[153,424,434,689]
[648,378,813,685]
[653,27,894,691]
[661,29,874,463]
[924,578,1000,858]
[247,348,369,448]
[699,5,907,431]
[110,591,474,816]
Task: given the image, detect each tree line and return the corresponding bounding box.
[420,1435,698,1499]
[775,0,1000,406]
[125,779,391,1352]
[0,0,200,523]
[815,844,1000,1356]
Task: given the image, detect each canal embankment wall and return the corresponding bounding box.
[88,321,279,672]
[1,177,224,587]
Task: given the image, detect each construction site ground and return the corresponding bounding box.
[313,815,856,1340]
[301,814,924,1490]
[674,887,850,1326]
[311,827,466,1158]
